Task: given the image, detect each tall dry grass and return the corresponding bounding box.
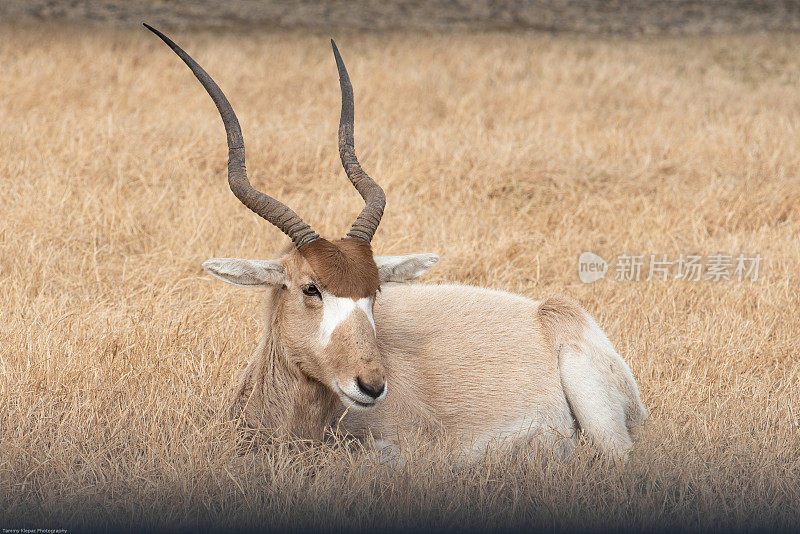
[0,24,799,531]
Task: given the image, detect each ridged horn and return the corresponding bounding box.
[145,24,319,249]
[331,40,386,243]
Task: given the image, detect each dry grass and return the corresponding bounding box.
[1,24,799,531]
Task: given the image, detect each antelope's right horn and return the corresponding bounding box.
[145,24,320,249]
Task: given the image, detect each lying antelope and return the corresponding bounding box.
[146,25,647,458]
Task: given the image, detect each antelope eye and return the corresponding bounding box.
[302,284,321,298]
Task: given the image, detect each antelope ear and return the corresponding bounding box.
[375,254,439,284]
[202,258,287,287]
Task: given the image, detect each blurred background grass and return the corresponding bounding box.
[3,0,800,34]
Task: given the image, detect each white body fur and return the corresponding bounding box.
[332,283,647,456]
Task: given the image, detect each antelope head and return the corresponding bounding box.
[146,26,438,416]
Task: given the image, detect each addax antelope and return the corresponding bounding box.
[146,25,647,458]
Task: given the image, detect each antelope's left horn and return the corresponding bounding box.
[331,40,386,243]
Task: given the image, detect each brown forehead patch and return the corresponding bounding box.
[298,238,379,299]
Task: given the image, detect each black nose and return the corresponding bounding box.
[356,377,385,399]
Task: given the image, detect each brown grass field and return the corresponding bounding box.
[1,24,799,532]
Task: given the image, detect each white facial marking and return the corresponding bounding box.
[319,294,375,347]
[356,296,376,332]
